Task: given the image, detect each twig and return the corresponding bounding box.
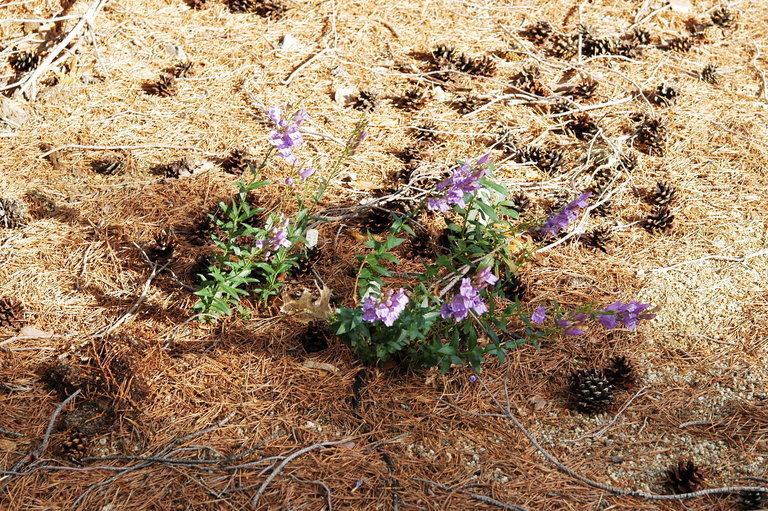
[252,437,355,506]
[414,477,530,511]
[0,427,24,438]
[283,48,330,86]
[546,96,634,118]
[563,387,648,443]
[0,389,81,490]
[438,398,506,418]
[371,16,400,38]
[38,143,220,160]
[641,248,768,275]
[16,0,107,100]
[475,377,768,501]
[752,44,768,102]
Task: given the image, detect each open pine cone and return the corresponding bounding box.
[0,296,26,330]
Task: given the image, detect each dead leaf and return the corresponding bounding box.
[669,0,692,13]
[339,441,356,449]
[302,360,340,373]
[0,439,17,451]
[529,395,548,411]
[281,286,333,322]
[0,97,29,130]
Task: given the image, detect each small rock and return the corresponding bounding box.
[278,34,300,51]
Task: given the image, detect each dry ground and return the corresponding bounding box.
[1,0,768,509]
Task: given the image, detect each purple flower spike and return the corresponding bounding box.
[441,278,488,322]
[266,218,292,253]
[362,288,409,327]
[556,319,585,336]
[531,305,547,324]
[540,191,592,236]
[596,300,657,331]
[427,155,492,212]
[267,106,309,166]
[473,266,498,289]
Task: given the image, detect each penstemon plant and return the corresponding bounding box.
[193,106,367,318]
[332,155,658,372]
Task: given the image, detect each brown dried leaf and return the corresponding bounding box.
[529,395,548,411]
[302,360,340,373]
[280,286,333,322]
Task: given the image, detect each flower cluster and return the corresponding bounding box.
[256,218,292,256]
[362,288,409,327]
[530,299,657,335]
[267,106,309,166]
[540,191,591,235]
[441,266,498,322]
[596,300,657,330]
[427,154,491,212]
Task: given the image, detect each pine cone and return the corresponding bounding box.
[666,460,705,494]
[222,148,251,174]
[462,55,497,77]
[396,87,429,111]
[549,34,576,59]
[186,0,207,9]
[91,158,125,175]
[653,83,679,106]
[700,64,719,85]
[571,369,614,412]
[0,296,25,330]
[167,61,194,78]
[510,192,531,216]
[649,181,677,206]
[149,229,175,261]
[573,78,599,100]
[666,36,693,52]
[228,0,285,17]
[738,490,766,510]
[404,231,435,260]
[361,207,393,234]
[523,21,553,44]
[593,200,612,217]
[431,44,457,66]
[644,205,674,232]
[619,152,638,172]
[453,94,482,114]
[61,430,89,460]
[297,321,330,353]
[634,115,666,156]
[604,356,635,388]
[0,197,28,229]
[411,123,441,144]
[290,247,321,278]
[518,146,564,175]
[512,66,548,96]
[9,50,39,72]
[502,274,526,301]
[566,113,599,140]
[615,41,639,58]
[631,27,652,45]
[710,6,735,28]
[582,226,612,253]
[160,156,196,178]
[581,34,615,57]
[142,75,177,97]
[352,90,379,112]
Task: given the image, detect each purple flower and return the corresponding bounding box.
[347,129,367,155]
[267,106,309,166]
[540,192,592,236]
[468,375,478,384]
[285,177,295,186]
[427,155,492,212]
[531,305,547,324]
[265,218,291,253]
[299,166,316,179]
[362,288,409,327]
[441,278,488,322]
[473,266,498,289]
[556,319,585,336]
[596,300,657,331]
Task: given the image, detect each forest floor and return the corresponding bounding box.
[1,0,768,509]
